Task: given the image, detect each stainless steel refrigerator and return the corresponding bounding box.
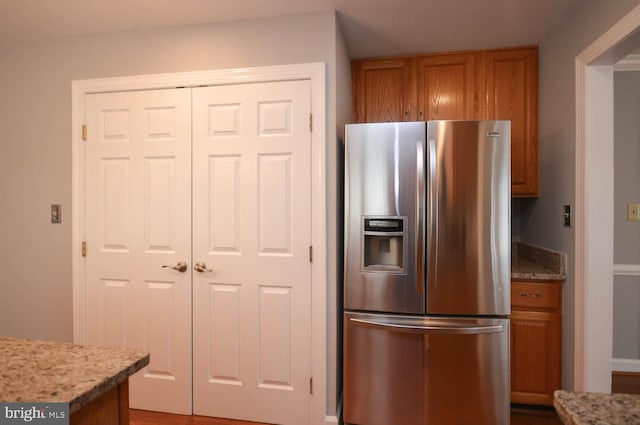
[343,120,511,425]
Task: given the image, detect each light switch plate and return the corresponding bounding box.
[563,205,572,227]
[51,204,61,224]
[628,203,640,222]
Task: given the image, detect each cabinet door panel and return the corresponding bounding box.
[416,53,481,121]
[510,310,562,405]
[486,48,539,196]
[352,58,416,122]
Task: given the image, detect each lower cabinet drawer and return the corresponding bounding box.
[511,280,562,310]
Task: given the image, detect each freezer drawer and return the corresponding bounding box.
[343,312,509,425]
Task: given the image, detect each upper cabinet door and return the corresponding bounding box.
[485,47,539,197]
[351,58,416,123]
[416,53,481,121]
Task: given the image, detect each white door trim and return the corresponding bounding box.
[71,63,327,424]
[574,4,640,391]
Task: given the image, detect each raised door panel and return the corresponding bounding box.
[416,53,481,121]
[485,47,539,197]
[510,310,562,405]
[352,58,416,122]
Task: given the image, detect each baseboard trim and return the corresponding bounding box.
[612,358,640,372]
[612,368,640,394]
[325,415,339,424]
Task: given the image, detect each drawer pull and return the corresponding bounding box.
[519,291,543,298]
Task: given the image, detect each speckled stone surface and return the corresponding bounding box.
[554,390,640,425]
[512,242,567,280]
[0,337,149,414]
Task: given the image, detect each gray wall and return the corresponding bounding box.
[613,70,640,360]
[614,70,640,265]
[0,10,345,416]
[331,16,352,412]
[613,276,640,358]
[521,0,640,390]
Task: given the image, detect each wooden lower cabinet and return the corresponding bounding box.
[510,280,562,406]
[71,380,130,425]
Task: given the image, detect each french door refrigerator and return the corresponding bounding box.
[343,120,511,425]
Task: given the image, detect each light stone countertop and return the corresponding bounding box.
[512,242,567,281]
[554,390,640,425]
[0,336,149,414]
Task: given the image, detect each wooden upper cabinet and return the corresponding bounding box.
[485,47,539,197]
[351,58,416,122]
[351,46,539,197]
[416,53,481,121]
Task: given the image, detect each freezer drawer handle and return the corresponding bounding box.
[349,317,504,335]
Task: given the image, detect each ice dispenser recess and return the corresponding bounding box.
[362,217,406,272]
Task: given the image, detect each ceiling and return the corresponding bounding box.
[0,0,585,58]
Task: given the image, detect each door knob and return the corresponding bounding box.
[194,261,213,273]
[162,261,188,272]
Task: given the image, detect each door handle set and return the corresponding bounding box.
[193,261,213,273]
[161,261,214,273]
[162,261,189,272]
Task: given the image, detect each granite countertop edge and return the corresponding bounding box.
[0,337,150,415]
[554,389,640,425]
[511,242,567,281]
[68,352,149,414]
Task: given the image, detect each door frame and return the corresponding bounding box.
[574,4,640,391]
[71,63,327,424]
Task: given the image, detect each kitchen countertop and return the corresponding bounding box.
[512,242,567,281]
[0,336,149,414]
[554,390,640,425]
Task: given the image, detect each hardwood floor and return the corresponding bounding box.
[510,406,563,425]
[130,410,271,425]
[130,406,563,425]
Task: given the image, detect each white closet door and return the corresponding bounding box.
[192,80,313,424]
[84,89,192,414]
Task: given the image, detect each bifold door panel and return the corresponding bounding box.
[85,89,193,414]
[83,81,312,424]
[191,81,312,424]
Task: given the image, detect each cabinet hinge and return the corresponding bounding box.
[81,241,87,257]
[309,377,313,395]
[309,246,313,263]
[82,125,87,141]
[309,113,312,132]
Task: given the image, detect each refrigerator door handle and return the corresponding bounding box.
[349,317,504,335]
[426,138,438,289]
[416,140,425,295]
